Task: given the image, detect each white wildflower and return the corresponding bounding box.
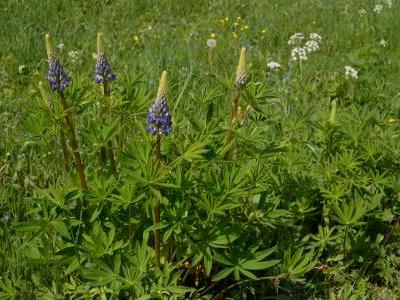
[345,66,358,79]
[385,0,392,8]
[57,43,65,51]
[288,33,305,45]
[291,47,308,61]
[305,40,320,53]
[373,4,383,13]
[267,61,281,71]
[380,39,387,47]
[18,65,26,74]
[68,50,81,63]
[207,38,217,49]
[68,50,80,59]
[358,8,367,16]
[309,33,322,43]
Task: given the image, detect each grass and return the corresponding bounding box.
[1,0,400,298]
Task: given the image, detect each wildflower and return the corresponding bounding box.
[388,118,396,123]
[344,66,358,79]
[243,25,249,30]
[305,40,320,53]
[18,65,26,74]
[261,28,267,34]
[57,43,65,51]
[291,47,308,61]
[385,0,392,8]
[309,33,322,43]
[146,71,172,135]
[358,8,367,16]
[133,35,140,42]
[288,33,305,45]
[224,17,229,22]
[266,61,281,71]
[94,32,116,84]
[68,50,80,63]
[210,33,216,38]
[207,38,217,49]
[380,39,387,47]
[1,215,11,223]
[236,47,247,87]
[232,32,238,39]
[45,34,71,92]
[373,4,383,13]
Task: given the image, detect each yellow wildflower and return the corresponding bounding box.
[133,35,140,42]
[210,33,216,38]
[232,32,238,39]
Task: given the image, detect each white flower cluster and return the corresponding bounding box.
[207,38,217,49]
[266,61,281,71]
[289,32,322,61]
[288,33,305,45]
[291,47,308,61]
[374,4,384,13]
[345,66,358,79]
[374,0,393,13]
[68,50,81,63]
[380,39,388,47]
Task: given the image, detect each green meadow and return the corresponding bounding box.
[1,0,400,298]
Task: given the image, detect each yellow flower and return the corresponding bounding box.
[224,17,229,22]
[234,22,239,27]
[244,25,249,30]
[236,16,241,21]
[388,118,397,123]
[133,35,140,42]
[261,28,267,34]
[210,33,216,38]
[232,32,238,39]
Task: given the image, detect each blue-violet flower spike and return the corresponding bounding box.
[94,32,116,84]
[146,71,172,135]
[46,34,71,92]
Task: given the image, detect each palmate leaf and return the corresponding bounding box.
[334,198,367,226]
[212,246,279,281]
[280,247,316,281]
[173,141,209,164]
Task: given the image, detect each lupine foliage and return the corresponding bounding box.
[1,0,400,299]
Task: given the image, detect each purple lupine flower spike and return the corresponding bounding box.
[146,71,172,135]
[45,34,71,92]
[94,33,116,84]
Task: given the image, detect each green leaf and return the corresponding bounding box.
[240,259,280,270]
[50,220,71,240]
[212,267,234,281]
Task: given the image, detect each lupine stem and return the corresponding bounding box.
[60,92,88,190]
[154,132,161,266]
[102,81,117,173]
[224,87,241,160]
[59,128,69,172]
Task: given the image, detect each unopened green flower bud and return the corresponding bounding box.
[235,47,247,87]
[329,100,337,124]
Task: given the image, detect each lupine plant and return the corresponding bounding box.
[45,34,88,190]
[94,32,117,173]
[146,70,172,266]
